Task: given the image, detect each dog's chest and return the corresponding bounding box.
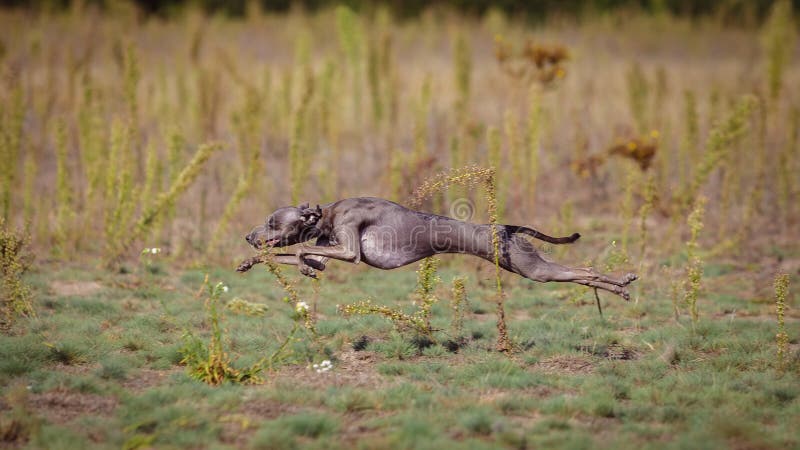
[359,228,404,268]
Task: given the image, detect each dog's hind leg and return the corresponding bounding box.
[552,266,638,287]
[505,240,635,300]
[557,277,632,301]
[523,261,634,300]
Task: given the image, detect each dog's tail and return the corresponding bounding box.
[507,225,580,244]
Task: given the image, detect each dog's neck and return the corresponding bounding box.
[305,204,334,240]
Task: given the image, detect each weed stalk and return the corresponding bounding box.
[774,273,790,370]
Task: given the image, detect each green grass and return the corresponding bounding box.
[0,259,797,450]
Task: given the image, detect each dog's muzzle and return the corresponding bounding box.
[245,233,281,249]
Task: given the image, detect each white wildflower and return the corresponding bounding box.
[314,359,333,373]
[222,285,229,293]
[296,301,309,313]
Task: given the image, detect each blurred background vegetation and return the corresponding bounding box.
[1,0,799,24]
[0,1,798,448]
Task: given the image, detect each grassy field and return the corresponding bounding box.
[1,254,798,449]
[1,1,799,449]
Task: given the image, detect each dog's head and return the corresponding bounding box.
[245,203,322,250]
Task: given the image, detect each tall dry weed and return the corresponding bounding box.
[762,0,795,103]
[0,219,35,332]
[409,166,510,352]
[0,85,24,223]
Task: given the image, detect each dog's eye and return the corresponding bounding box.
[267,217,276,229]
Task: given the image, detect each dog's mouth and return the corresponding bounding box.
[254,237,282,249]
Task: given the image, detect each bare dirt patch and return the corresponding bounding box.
[218,399,303,446]
[338,413,395,448]
[269,350,387,389]
[120,368,182,392]
[237,398,298,419]
[49,362,97,376]
[532,355,595,374]
[27,390,117,425]
[50,281,103,297]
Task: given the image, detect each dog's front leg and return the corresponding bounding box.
[295,245,359,277]
[236,254,326,273]
[295,229,361,278]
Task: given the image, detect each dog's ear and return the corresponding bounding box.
[300,204,322,226]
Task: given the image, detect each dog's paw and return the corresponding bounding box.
[236,261,254,273]
[299,264,317,279]
[622,273,638,286]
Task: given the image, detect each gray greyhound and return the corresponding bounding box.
[237,197,637,300]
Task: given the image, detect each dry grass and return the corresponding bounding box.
[0,5,794,269]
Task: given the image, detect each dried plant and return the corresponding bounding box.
[670,278,682,322]
[679,90,699,186]
[486,126,505,221]
[367,35,383,125]
[0,218,35,332]
[626,63,650,133]
[141,141,161,214]
[107,142,221,265]
[21,154,36,228]
[104,121,137,262]
[226,298,269,317]
[408,165,494,209]
[774,273,790,370]
[681,96,757,208]
[453,32,471,126]
[261,253,316,336]
[408,165,510,352]
[340,299,430,336]
[504,110,521,195]
[526,85,543,212]
[638,173,657,259]
[619,170,637,263]
[762,0,796,103]
[571,131,658,180]
[335,5,364,122]
[289,69,315,205]
[570,154,606,180]
[122,43,142,167]
[778,107,798,225]
[607,133,659,171]
[209,144,259,254]
[684,196,707,326]
[381,31,398,145]
[53,120,74,257]
[319,60,340,201]
[0,84,23,222]
[413,75,432,166]
[450,276,468,337]
[341,256,440,338]
[494,35,568,86]
[414,257,440,332]
[180,276,263,385]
